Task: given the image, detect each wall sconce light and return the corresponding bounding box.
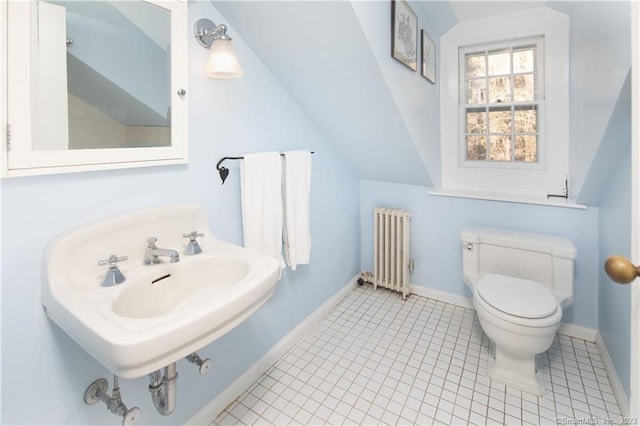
[193,18,243,79]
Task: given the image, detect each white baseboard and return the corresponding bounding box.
[557,322,597,342]
[410,283,599,343]
[410,283,474,309]
[186,275,359,425]
[595,331,630,417]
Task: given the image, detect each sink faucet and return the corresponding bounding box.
[97,254,128,287]
[143,237,180,265]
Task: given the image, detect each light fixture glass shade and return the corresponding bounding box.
[206,39,243,78]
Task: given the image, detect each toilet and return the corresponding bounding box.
[460,227,577,395]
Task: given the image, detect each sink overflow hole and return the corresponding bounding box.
[151,274,171,284]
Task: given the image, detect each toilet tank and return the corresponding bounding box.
[461,227,577,308]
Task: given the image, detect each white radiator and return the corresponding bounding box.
[373,207,412,300]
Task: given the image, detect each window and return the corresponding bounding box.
[439,8,569,197]
[460,38,544,166]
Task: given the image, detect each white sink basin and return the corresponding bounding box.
[42,205,280,378]
[112,257,251,319]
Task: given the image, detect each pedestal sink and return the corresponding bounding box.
[42,205,280,378]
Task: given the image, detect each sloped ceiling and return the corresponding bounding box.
[577,72,631,206]
[213,0,631,194]
[214,1,434,186]
[211,1,552,187]
[549,1,632,201]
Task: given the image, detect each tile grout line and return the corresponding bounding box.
[214,285,622,426]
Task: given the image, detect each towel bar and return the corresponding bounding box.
[215,152,314,184]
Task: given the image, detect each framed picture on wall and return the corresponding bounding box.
[421,30,436,83]
[391,0,418,71]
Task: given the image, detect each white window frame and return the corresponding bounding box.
[458,37,545,170]
[440,8,569,197]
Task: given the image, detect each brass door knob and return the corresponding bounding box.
[605,255,640,284]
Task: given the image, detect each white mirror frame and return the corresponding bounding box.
[2,0,188,177]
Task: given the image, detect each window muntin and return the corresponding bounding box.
[460,38,543,165]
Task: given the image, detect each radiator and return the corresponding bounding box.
[373,207,412,300]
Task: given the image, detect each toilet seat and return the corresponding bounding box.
[477,273,557,318]
[475,273,561,327]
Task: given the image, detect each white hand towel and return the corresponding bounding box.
[241,152,283,263]
[283,150,312,270]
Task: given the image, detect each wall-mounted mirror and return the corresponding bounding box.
[4,0,188,177]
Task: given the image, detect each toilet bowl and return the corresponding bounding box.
[461,227,576,395]
[474,273,562,394]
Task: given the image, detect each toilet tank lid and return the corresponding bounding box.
[460,227,577,259]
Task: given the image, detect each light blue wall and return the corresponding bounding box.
[550,0,631,400]
[0,2,360,424]
[360,181,600,329]
[579,74,631,206]
[547,1,631,200]
[597,139,632,400]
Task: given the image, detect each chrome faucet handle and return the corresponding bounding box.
[98,254,128,267]
[97,255,128,287]
[146,237,158,248]
[182,231,203,255]
[182,231,204,239]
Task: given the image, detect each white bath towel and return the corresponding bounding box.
[241,152,283,263]
[283,150,312,270]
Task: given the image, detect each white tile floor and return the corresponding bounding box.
[214,284,622,425]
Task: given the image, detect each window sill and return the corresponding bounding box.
[428,188,587,210]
